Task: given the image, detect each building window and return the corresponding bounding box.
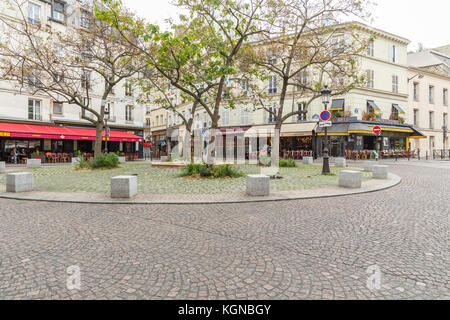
[125,105,133,121]
[28,99,41,120]
[392,75,399,93]
[27,75,42,89]
[28,2,41,25]
[51,1,65,22]
[146,106,151,115]
[444,88,448,106]
[413,82,419,101]
[267,51,277,65]
[391,105,399,119]
[429,111,434,129]
[125,81,133,96]
[429,85,434,104]
[366,70,374,89]
[296,72,309,91]
[146,119,151,127]
[444,113,448,128]
[268,76,277,94]
[389,44,397,63]
[297,102,307,122]
[105,102,114,120]
[80,10,90,29]
[268,106,276,124]
[413,109,419,126]
[221,109,230,126]
[81,71,91,89]
[241,79,249,93]
[53,102,63,115]
[367,39,374,57]
[240,107,249,125]
[105,76,115,94]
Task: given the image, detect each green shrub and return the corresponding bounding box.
[213,164,242,178]
[91,153,120,169]
[179,163,242,178]
[75,156,91,169]
[180,163,202,176]
[279,158,297,168]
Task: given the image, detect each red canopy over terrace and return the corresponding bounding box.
[0,123,143,142]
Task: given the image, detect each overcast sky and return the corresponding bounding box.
[122,0,450,51]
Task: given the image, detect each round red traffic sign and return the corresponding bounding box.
[373,126,382,134]
[320,111,331,122]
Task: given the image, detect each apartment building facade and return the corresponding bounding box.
[407,67,450,156]
[148,22,425,159]
[0,0,145,161]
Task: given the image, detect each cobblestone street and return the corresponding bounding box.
[0,162,449,300]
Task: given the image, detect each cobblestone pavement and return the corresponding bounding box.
[0,163,448,300]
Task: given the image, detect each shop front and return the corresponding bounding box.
[315,118,426,159]
[0,122,143,163]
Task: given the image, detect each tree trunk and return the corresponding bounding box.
[206,119,218,165]
[182,121,193,163]
[94,120,104,157]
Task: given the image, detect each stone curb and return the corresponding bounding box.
[0,173,402,205]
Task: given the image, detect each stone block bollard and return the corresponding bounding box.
[26,159,42,168]
[71,157,80,165]
[335,158,346,167]
[372,165,389,180]
[302,157,314,165]
[338,170,362,189]
[118,156,126,163]
[160,156,168,162]
[111,175,138,198]
[0,161,5,173]
[246,174,270,196]
[6,172,34,192]
[363,161,376,172]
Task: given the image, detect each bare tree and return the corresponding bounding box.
[98,0,267,164]
[242,0,372,166]
[0,0,144,156]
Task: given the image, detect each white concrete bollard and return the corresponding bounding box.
[26,159,41,168]
[363,161,377,172]
[372,165,389,179]
[338,170,362,189]
[111,175,138,198]
[335,158,346,167]
[302,157,314,165]
[0,161,5,173]
[6,172,34,192]
[246,174,270,196]
[71,157,80,165]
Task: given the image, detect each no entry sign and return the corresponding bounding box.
[373,126,382,134]
[320,111,331,122]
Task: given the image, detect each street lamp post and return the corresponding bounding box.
[321,85,332,175]
[104,103,110,154]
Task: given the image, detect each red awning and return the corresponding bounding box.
[0,123,143,142]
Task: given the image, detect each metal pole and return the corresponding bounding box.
[322,102,330,175]
[426,150,428,161]
[105,119,108,154]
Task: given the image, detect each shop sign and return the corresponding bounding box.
[0,132,11,137]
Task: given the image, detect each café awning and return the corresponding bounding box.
[330,99,345,111]
[316,121,426,138]
[367,100,381,112]
[392,104,406,115]
[0,123,143,142]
